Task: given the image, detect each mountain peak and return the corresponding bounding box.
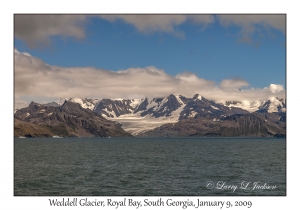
[168,93,176,98]
[28,101,42,112]
[29,101,40,106]
[61,100,82,108]
[192,94,203,100]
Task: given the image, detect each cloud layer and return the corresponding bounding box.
[99,15,215,38]
[14,14,285,48]
[217,15,286,44]
[15,15,88,48]
[14,50,285,109]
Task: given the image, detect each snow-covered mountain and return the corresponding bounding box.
[94,98,142,117]
[216,100,262,112]
[46,93,285,135]
[258,97,286,113]
[217,97,286,113]
[216,84,286,113]
[49,98,100,110]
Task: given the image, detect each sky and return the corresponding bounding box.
[14,14,286,109]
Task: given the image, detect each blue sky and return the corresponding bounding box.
[14,15,286,108]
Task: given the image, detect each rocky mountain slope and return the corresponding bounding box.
[138,112,286,138]
[14,101,132,137]
[14,116,55,137]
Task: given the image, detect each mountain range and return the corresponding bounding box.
[14,94,286,138]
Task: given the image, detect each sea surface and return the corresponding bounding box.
[14,138,286,196]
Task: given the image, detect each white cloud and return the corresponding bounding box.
[217,15,286,44]
[14,15,88,48]
[99,15,215,38]
[264,84,285,93]
[220,78,249,89]
[14,50,285,109]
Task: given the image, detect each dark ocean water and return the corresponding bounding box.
[14,138,286,196]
